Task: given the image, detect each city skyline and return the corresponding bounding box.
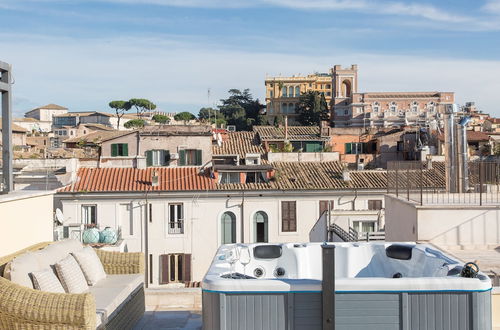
[0,0,499,117]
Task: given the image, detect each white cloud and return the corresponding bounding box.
[483,0,500,13]
[1,33,499,117]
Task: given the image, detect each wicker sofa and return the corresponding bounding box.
[0,240,145,329]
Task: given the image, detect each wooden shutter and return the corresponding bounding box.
[195,150,202,166]
[111,144,118,157]
[368,200,382,210]
[159,254,169,284]
[122,143,128,156]
[182,254,192,283]
[282,201,296,232]
[179,149,186,166]
[345,143,352,154]
[146,150,152,167]
[320,200,333,215]
[289,202,296,231]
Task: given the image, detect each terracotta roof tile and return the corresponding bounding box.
[58,167,215,193]
[438,131,490,142]
[0,119,28,133]
[212,131,265,157]
[253,126,328,141]
[32,103,68,110]
[63,130,135,144]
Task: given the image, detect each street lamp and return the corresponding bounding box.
[137,170,158,288]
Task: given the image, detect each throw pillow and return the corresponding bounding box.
[55,255,89,293]
[72,246,107,286]
[31,269,65,293]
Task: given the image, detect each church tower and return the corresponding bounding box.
[331,64,358,99]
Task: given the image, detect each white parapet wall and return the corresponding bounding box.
[0,191,54,256]
[268,152,339,163]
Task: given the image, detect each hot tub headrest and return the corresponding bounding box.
[386,244,413,260]
[254,245,282,259]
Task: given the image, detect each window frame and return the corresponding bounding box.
[168,203,184,235]
[81,204,97,225]
[281,201,297,232]
[221,211,237,244]
[368,199,383,210]
[111,143,128,157]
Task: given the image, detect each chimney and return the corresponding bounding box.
[284,116,289,141]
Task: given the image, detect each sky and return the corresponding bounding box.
[0,0,500,117]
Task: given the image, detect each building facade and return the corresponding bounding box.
[25,104,68,123]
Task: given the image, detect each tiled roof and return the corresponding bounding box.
[14,117,39,122]
[362,92,444,98]
[212,131,265,157]
[63,130,134,144]
[0,119,28,133]
[253,126,328,141]
[58,167,215,192]
[140,125,212,136]
[32,104,68,110]
[80,123,114,131]
[438,131,490,142]
[54,111,112,118]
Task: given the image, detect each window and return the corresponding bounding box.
[179,149,202,166]
[159,253,191,284]
[295,86,300,97]
[168,203,184,234]
[344,109,349,115]
[70,131,74,136]
[345,142,365,154]
[81,205,97,225]
[319,200,334,215]
[270,90,274,98]
[221,211,236,244]
[245,172,266,183]
[352,221,376,233]
[373,102,380,113]
[428,102,435,112]
[411,101,418,112]
[389,102,397,113]
[281,201,296,232]
[289,86,294,97]
[146,149,170,166]
[368,200,383,210]
[254,211,268,243]
[326,92,331,96]
[289,103,295,114]
[282,86,287,97]
[111,143,128,157]
[282,103,288,114]
[309,83,312,88]
[326,84,331,89]
[219,172,240,184]
[268,104,273,114]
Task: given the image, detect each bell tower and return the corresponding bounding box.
[331,64,358,99]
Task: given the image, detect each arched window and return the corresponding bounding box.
[372,102,380,113]
[295,86,300,97]
[254,211,268,243]
[282,103,288,114]
[289,103,295,114]
[428,102,435,112]
[289,86,294,97]
[341,80,352,97]
[282,86,287,97]
[389,102,397,112]
[411,101,418,112]
[221,211,236,244]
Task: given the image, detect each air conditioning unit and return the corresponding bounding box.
[227,125,236,132]
[170,153,179,160]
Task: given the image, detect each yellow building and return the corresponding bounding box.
[264,73,333,124]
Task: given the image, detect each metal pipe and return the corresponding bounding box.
[458,117,470,192]
[1,61,12,193]
[322,243,335,330]
[444,105,458,193]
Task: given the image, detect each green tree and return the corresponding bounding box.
[124,119,146,129]
[128,98,156,118]
[273,114,284,127]
[152,114,170,124]
[296,91,329,126]
[218,89,265,131]
[109,100,131,129]
[494,144,500,156]
[174,111,196,123]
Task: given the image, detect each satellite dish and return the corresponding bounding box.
[55,208,65,225]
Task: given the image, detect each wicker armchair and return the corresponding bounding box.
[0,242,145,330]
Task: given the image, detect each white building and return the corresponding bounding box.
[56,163,391,286]
[24,103,68,126]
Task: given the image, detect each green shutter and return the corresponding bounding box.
[345,143,352,154]
[111,144,118,157]
[164,150,170,166]
[122,144,128,156]
[195,150,202,166]
[179,150,186,166]
[146,150,153,167]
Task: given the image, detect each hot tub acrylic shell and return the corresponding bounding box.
[202,242,492,330]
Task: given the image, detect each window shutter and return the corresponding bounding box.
[123,143,128,156]
[195,150,202,166]
[146,150,153,167]
[159,254,169,284]
[289,202,296,231]
[164,150,170,166]
[179,149,186,166]
[345,143,352,154]
[182,254,192,283]
[111,144,117,157]
[319,201,328,215]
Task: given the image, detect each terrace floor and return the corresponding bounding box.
[133,310,202,330]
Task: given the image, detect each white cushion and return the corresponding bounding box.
[37,239,84,270]
[31,268,65,293]
[72,247,107,286]
[55,255,89,293]
[3,252,40,288]
[89,274,143,324]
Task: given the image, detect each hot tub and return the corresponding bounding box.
[202,242,492,330]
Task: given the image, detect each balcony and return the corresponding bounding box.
[168,220,184,234]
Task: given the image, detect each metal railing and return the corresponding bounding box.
[388,160,500,206]
[168,220,184,234]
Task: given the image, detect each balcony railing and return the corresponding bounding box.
[168,220,184,234]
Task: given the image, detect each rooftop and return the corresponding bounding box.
[63,130,133,144]
[253,126,328,141]
[0,119,28,133]
[437,130,490,142]
[30,103,68,111]
[212,131,265,158]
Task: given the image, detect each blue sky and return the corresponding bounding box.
[1,0,500,117]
